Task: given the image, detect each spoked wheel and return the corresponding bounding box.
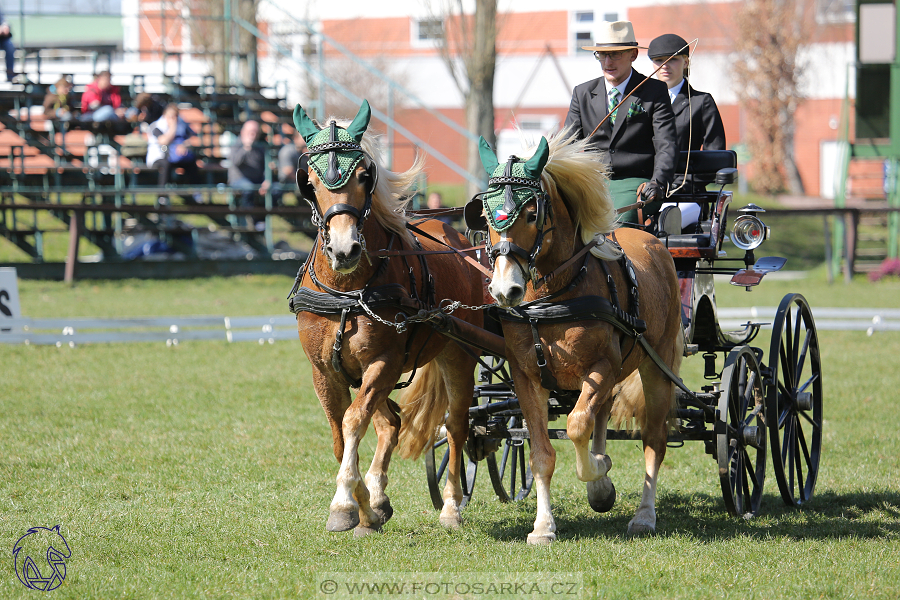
[717,346,767,518]
[767,293,823,507]
[425,426,477,511]
[486,415,533,502]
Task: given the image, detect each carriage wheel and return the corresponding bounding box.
[717,346,767,518]
[486,415,533,502]
[766,293,823,507]
[425,427,477,511]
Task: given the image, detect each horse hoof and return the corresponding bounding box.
[353,524,381,538]
[326,510,360,532]
[439,505,462,530]
[526,532,557,545]
[587,477,616,513]
[626,520,656,537]
[372,499,394,525]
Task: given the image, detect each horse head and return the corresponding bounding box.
[13,525,71,591]
[471,136,552,307]
[294,100,378,273]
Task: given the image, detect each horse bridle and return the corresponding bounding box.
[295,121,379,252]
[476,157,553,289]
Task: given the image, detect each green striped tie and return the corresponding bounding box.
[608,88,620,124]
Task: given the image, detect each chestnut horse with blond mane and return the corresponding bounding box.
[470,132,683,543]
[288,100,482,535]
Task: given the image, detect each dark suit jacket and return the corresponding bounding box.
[671,81,726,190]
[672,82,726,152]
[564,69,677,187]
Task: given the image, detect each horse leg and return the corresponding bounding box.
[435,347,476,530]
[327,363,398,535]
[364,401,400,527]
[566,361,617,484]
[627,362,674,536]
[587,399,616,512]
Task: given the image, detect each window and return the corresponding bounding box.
[816,0,855,24]
[575,31,592,53]
[575,11,593,23]
[603,12,618,22]
[416,19,444,42]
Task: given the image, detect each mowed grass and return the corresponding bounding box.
[1,273,899,599]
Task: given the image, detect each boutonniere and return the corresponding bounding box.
[626,102,646,118]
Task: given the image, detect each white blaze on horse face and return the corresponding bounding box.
[488,231,527,307]
[326,212,362,274]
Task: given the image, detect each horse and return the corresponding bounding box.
[469,132,683,543]
[288,100,483,535]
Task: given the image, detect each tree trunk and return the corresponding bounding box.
[464,0,497,198]
[237,0,259,87]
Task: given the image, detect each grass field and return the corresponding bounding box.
[2,272,899,599]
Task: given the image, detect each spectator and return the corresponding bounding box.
[43,76,78,122]
[275,127,307,203]
[80,70,125,122]
[147,103,202,205]
[427,191,454,226]
[228,119,281,226]
[0,6,16,82]
[128,92,165,127]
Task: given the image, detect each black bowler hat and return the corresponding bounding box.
[647,34,690,59]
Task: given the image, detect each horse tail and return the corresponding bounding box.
[610,332,684,433]
[396,361,449,460]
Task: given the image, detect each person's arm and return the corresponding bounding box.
[700,94,726,151]
[563,87,584,140]
[650,89,678,189]
[81,85,100,111]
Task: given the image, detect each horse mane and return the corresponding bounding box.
[520,129,622,260]
[328,116,422,246]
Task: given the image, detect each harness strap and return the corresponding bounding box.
[332,308,362,388]
[405,221,494,279]
[529,317,559,390]
[533,239,598,289]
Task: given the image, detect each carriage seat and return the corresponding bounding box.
[675,150,737,182]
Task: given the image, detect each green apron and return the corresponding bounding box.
[609,177,661,227]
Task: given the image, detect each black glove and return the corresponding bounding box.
[641,181,660,203]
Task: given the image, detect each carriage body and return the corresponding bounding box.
[426,150,823,520]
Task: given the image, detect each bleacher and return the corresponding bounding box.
[0,70,316,276]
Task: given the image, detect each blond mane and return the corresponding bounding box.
[327,116,422,246]
[519,129,622,260]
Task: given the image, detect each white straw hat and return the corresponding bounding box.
[581,21,646,51]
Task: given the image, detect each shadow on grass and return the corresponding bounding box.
[480,488,900,542]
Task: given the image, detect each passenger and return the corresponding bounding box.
[649,33,726,229]
[564,20,677,227]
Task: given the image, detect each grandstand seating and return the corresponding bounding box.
[0,72,315,264]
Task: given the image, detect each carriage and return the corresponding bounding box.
[288,100,822,542]
[424,149,823,522]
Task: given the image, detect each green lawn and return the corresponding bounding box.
[2,274,899,598]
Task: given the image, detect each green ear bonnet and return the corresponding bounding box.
[477,137,550,232]
[292,100,372,190]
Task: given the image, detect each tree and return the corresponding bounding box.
[189,0,260,87]
[733,0,812,195]
[428,0,498,197]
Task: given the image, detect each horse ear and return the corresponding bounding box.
[293,104,320,142]
[523,137,550,180]
[346,99,372,143]
[478,137,499,177]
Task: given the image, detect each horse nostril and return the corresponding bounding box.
[347,242,362,260]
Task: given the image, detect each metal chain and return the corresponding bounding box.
[355,295,496,334]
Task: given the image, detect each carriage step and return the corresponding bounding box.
[684,343,699,356]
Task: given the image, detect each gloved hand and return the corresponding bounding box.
[640,181,661,203]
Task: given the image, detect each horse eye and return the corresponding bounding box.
[526,211,538,223]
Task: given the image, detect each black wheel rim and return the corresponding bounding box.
[486,416,533,502]
[424,429,477,511]
[767,294,823,506]
[718,346,767,517]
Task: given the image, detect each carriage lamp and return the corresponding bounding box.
[730,204,769,251]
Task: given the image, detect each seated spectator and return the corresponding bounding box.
[147,103,202,205]
[427,191,454,225]
[128,92,165,127]
[0,7,16,82]
[275,127,307,203]
[228,119,281,226]
[42,76,78,122]
[79,70,126,123]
